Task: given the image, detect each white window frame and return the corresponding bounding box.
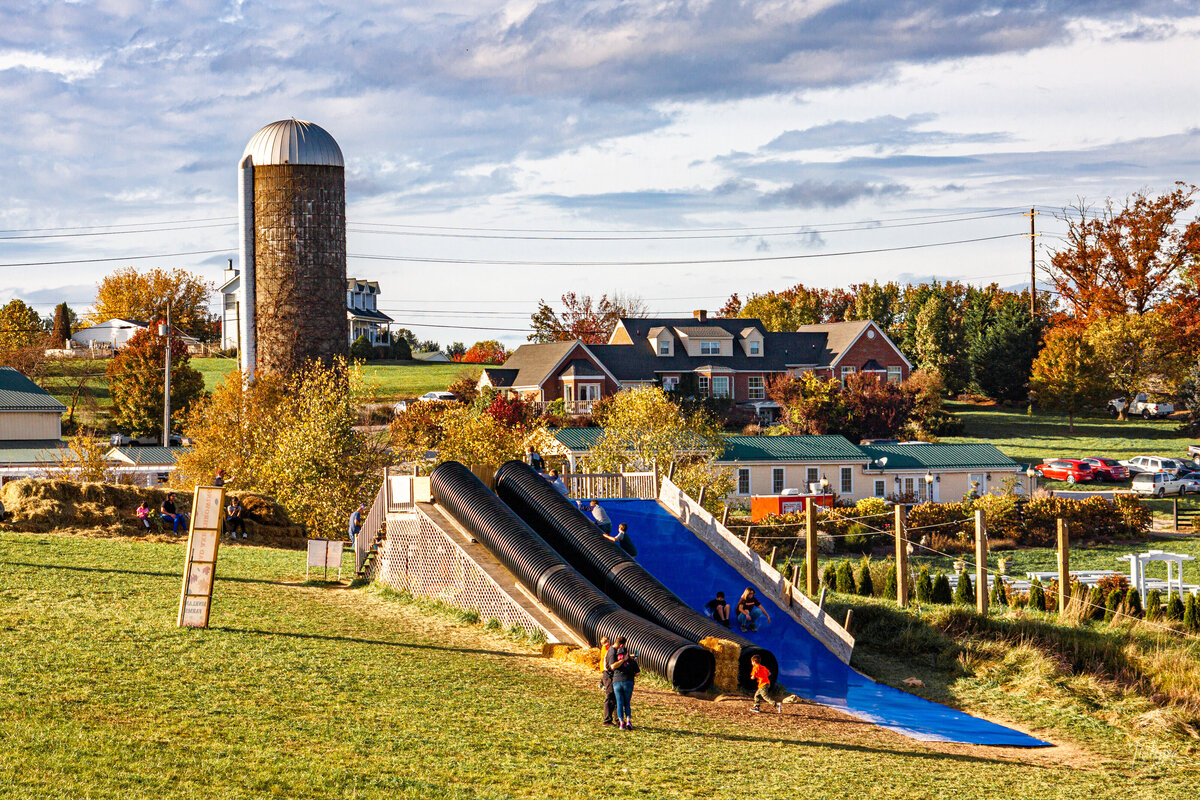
[840,466,853,495]
[658,340,670,356]
[747,376,765,400]
[887,365,902,384]
[772,467,785,494]
[661,376,679,391]
[737,468,751,496]
[578,383,601,401]
[840,366,856,384]
[806,467,819,490]
[700,340,720,356]
[748,340,760,355]
[698,376,710,395]
[712,375,730,398]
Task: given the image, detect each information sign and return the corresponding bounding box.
[177,485,226,628]
[306,538,344,581]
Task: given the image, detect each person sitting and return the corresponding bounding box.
[225,496,247,539]
[589,500,612,535]
[160,492,189,534]
[603,522,638,557]
[136,501,152,530]
[548,470,569,497]
[736,587,771,632]
[704,591,731,628]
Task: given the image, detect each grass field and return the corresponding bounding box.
[4,532,1199,799]
[190,358,472,401]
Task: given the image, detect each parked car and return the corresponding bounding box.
[1108,393,1174,419]
[393,391,457,414]
[1120,455,1181,475]
[1034,459,1096,484]
[1131,471,1187,497]
[1187,444,1200,465]
[1178,473,1200,494]
[1080,457,1129,482]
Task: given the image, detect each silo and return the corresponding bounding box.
[238,119,348,377]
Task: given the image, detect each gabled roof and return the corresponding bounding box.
[481,368,519,388]
[0,439,68,465]
[719,435,867,463]
[0,368,67,412]
[559,360,604,378]
[673,326,733,339]
[858,443,1020,471]
[486,341,619,389]
[551,427,605,452]
[347,307,394,323]
[105,446,188,466]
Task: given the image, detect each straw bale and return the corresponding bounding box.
[700,636,742,694]
[541,643,580,661]
[566,647,602,670]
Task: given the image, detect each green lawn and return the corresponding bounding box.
[5,532,1198,798]
[189,358,472,401]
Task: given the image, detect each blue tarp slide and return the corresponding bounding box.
[601,499,1049,747]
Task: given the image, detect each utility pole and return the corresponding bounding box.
[162,304,172,448]
[1027,207,1037,316]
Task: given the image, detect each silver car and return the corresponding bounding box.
[1131,471,1186,498]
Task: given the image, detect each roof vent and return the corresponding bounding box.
[693,309,707,322]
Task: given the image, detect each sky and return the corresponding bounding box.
[1,0,1198,347]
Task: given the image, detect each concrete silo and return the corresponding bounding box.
[238,119,348,377]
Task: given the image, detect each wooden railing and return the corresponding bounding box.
[560,471,657,500]
[528,400,596,415]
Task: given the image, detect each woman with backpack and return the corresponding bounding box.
[606,635,640,730]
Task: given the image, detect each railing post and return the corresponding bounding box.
[805,500,818,596]
[1174,497,1179,530]
[894,504,909,607]
[1057,518,1070,614]
[975,509,988,616]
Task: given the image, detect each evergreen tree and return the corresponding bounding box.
[1029,579,1046,612]
[835,560,857,594]
[857,558,875,597]
[1167,593,1185,621]
[1184,594,1199,632]
[1104,590,1122,622]
[931,573,953,604]
[916,566,933,603]
[822,563,837,591]
[968,297,1041,402]
[954,571,974,606]
[1123,587,1143,618]
[349,335,374,361]
[883,562,898,600]
[1145,589,1162,622]
[989,577,1008,607]
[49,302,71,348]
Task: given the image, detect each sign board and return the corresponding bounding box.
[306,538,344,581]
[177,485,226,628]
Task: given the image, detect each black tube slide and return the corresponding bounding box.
[430,461,714,693]
[494,461,779,688]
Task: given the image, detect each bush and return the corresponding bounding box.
[916,566,933,602]
[857,558,875,597]
[1097,573,1130,597]
[883,562,898,599]
[954,571,974,606]
[1167,593,1185,621]
[350,335,374,361]
[1028,579,1046,612]
[835,561,856,594]
[822,563,837,591]
[1185,594,1199,632]
[1086,586,1106,621]
[932,573,953,604]
[1145,589,1162,622]
[1123,587,1143,619]
[1104,590,1121,622]
[989,577,1008,607]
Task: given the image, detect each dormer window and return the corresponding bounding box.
[700,341,720,356]
[659,340,670,356]
[748,340,760,355]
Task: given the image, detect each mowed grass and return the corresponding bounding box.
[5,533,1199,799]
[191,358,472,401]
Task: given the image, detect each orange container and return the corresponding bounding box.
[749,493,833,522]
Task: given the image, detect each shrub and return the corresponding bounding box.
[835,561,857,594]
[989,577,1008,607]
[822,563,837,591]
[1167,593,1186,621]
[954,571,974,606]
[883,562,897,599]
[1086,586,1106,621]
[915,566,933,602]
[1123,587,1143,618]
[1028,579,1046,612]
[857,558,875,597]
[1145,589,1162,622]
[931,573,953,604]
[1097,573,1130,597]
[1185,594,1199,632]
[1103,589,1121,622]
[350,335,374,361]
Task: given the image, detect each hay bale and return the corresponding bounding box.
[541,643,579,660]
[700,636,742,694]
[234,492,294,526]
[566,647,601,670]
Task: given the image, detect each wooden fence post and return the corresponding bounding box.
[975,508,988,616]
[721,506,730,527]
[769,546,777,571]
[805,500,818,596]
[1173,497,1179,531]
[697,487,706,508]
[894,504,909,607]
[1057,518,1070,614]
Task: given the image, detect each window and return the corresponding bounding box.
[712,376,730,398]
[737,468,750,496]
[806,467,819,489]
[700,341,720,356]
[748,340,760,355]
[874,479,886,498]
[840,366,856,383]
[698,376,709,395]
[968,473,985,496]
[840,467,853,494]
[887,366,902,384]
[661,376,678,391]
[772,468,784,494]
[658,340,670,356]
[903,477,915,496]
[747,376,765,400]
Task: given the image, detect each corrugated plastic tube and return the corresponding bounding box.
[494,460,778,688]
[430,461,714,693]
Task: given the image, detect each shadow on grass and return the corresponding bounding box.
[214,625,541,659]
[0,560,290,586]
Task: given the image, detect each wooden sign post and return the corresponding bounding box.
[177,485,226,628]
[1056,518,1070,614]
[894,504,909,607]
[974,509,988,616]
[804,501,818,596]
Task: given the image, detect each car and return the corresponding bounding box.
[1108,393,1174,419]
[1187,444,1200,465]
[1080,457,1129,482]
[1034,459,1096,485]
[393,391,457,414]
[1131,471,1187,498]
[1179,474,1200,494]
[1120,455,1180,475]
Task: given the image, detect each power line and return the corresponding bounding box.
[0,249,229,268]
[0,217,236,235]
[0,222,235,241]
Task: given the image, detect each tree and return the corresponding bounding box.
[1029,326,1107,431]
[1048,186,1200,319]
[0,299,46,351]
[912,293,966,394]
[1086,312,1183,419]
[435,404,528,468]
[446,342,466,360]
[587,385,724,476]
[48,303,73,348]
[1177,364,1200,436]
[769,372,846,436]
[968,297,1041,402]
[177,361,389,537]
[848,281,902,332]
[389,400,457,465]
[954,571,974,605]
[528,292,630,344]
[349,335,374,362]
[88,267,213,339]
[47,432,114,483]
[107,327,205,437]
[456,340,509,364]
[769,372,913,442]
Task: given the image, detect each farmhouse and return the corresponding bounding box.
[481,311,910,415]
[0,367,67,482]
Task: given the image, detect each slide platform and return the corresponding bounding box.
[601,499,1048,747]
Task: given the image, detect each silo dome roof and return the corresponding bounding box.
[242,119,344,167]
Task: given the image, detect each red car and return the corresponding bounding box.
[1035,459,1095,484]
[1081,457,1129,482]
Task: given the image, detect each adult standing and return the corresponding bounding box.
[598,635,616,725]
[603,522,638,557]
[213,468,228,488]
[608,636,639,730]
[348,503,365,549]
[736,587,771,632]
[589,500,612,535]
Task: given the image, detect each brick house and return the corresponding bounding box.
[481,310,911,414]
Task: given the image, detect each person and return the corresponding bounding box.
[225,496,247,539]
[548,470,569,497]
[608,636,639,730]
[589,500,612,535]
[0,499,7,523]
[160,492,189,534]
[749,653,781,714]
[704,591,731,628]
[736,587,771,632]
[598,635,616,726]
[603,522,638,557]
[136,501,152,530]
[213,468,227,488]
[526,446,545,473]
[348,503,366,548]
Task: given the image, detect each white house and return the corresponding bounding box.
[71,319,146,350]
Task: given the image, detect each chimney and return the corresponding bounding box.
[693,309,707,323]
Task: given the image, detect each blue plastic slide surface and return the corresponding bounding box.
[601,499,1048,747]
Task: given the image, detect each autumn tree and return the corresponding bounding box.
[0,299,46,351]
[769,372,914,442]
[848,281,902,332]
[48,432,115,483]
[48,303,73,348]
[1029,326,1107,431]
[966,296,1041,402]
[456,340,509,364]
[88,267,214,339]
[389,400,457,466]
[1085,312,1184,419]
[435,405,528,468]
[528,292,646,344]
[1048,185,1200,319]
[107,327,205,437]
[587,385,724,476]
[912,293,966,394]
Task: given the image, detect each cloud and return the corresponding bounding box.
[766,114,1010,152]
[759,180,907,209]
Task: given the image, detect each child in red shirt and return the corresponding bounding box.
[750,654,780,713]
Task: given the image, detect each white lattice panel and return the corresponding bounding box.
[373,511,549,637]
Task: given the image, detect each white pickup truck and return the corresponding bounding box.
[1108,393,1174,419]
